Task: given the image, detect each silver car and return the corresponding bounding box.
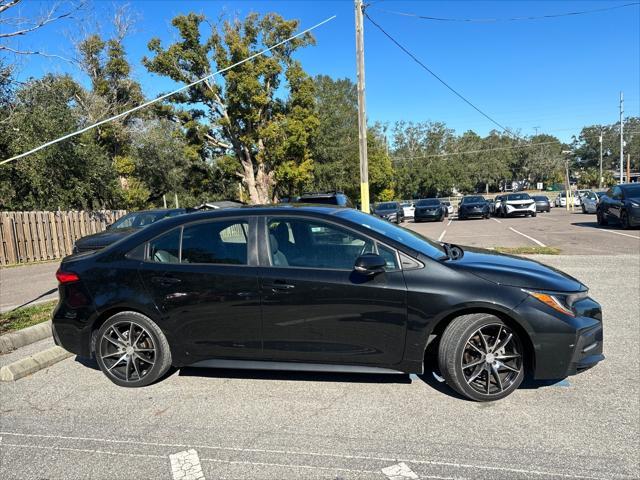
[581,191,606,214]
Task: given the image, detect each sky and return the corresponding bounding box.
[4,0,640,143]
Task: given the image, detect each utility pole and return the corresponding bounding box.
[627,153,631,185]
[620,91,624,184]
[354,0,370,212]
[599,128,603,189]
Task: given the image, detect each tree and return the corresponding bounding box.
[143,12,318,204]
[0,75,119,210]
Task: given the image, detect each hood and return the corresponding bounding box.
[374,208,397,215]
[74,227,139,249]
[445,247,584,292]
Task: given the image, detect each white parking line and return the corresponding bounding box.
[491,218,502,224]
[508,227,546,247]
[170,449,205,480]
[0,431,627,480]
[597,229,640,239]
[438,230,447,241]
[447,218,453,226]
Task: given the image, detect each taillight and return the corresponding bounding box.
[56,270,80,284]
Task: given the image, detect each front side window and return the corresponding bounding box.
[268,218,375,269]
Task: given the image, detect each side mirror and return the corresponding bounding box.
[105,223,113,230]
[354,253,386,275]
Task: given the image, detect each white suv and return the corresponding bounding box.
[501,193,537,217]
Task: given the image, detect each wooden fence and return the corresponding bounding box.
[0,210,126,266]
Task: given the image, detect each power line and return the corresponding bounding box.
[364,12,514,137]
[0,15,337,166]
[391,141,563,162]
[371,2,640,23]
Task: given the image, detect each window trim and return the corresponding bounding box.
[264,215,402,272]
[142,217,254,267]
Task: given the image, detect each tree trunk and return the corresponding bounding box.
[238,147,273,204]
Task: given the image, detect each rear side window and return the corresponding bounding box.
[147,220,249,265]
[181,221,248,265]
[149,228,181,264]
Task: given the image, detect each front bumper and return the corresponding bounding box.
[415,210,441,220]
[628,207,640,226]
[505,203,536,215]
[514,295,604,380]
[458,208,487,218]
[535,203,550,212]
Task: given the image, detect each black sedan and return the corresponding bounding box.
[372,201,404,223]
[597,183,640,229]
[414,198,446,222]
[457,195,490,220]
[532,195,551,213]
[53,206,603,401]
[73,208,187,253]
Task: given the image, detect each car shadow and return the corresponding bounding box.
[571,220,638,231]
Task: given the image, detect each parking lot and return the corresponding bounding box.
[1,208,639,480]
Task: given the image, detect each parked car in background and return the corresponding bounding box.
[597,184,640,229]
[72,208,187,254]
[441,200,454,216]
[532,195,551,213]
[373,201,404,223]
[414,198,446,222]
[298,191,353,207]
[490,195,505,216]
[581,191,605,214]
[400,201,415,219]
[458,195,490,220]
[554,191,581,208]
[498,193,537,217]
[53,205,604,401]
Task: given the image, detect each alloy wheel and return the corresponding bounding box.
[99,321,157,383]
[461,323,523,396]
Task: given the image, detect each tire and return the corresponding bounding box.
[532,211,537,217]
[597,210,608,226]
[582,205,586,214]
[437,313,525,402]
[621,211,630,230]
[440,213,445,222]
[95,311,172,388]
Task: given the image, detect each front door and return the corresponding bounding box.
[137,217,261,363]
[259,216,407,367]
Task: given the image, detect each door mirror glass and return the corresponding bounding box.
[354,253,386,275]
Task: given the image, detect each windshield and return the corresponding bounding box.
[110,211,170,229]
[337,209,445,259]
[461,196,485,203]
[416,199,440,206]
[506,193,531,201]
[532,196,548,201]
[622,184,640,197]
[375,202,398,210]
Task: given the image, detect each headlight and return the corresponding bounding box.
[522,289,589,317]
[630,201,640,207]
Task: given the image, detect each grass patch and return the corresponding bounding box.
[0,300,56,335]
[494,246,561,255]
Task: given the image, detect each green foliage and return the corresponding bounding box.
[143,12,318,204]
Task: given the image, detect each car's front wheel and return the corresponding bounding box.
[620,211,630,229]
[597,210,608,226]
[438,314,525,401]
[95,311,172,388]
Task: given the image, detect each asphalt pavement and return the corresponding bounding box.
[0,262,59,313]
[0,254,638,480]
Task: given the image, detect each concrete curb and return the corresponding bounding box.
[0,321,52,354]
[0,346,72,381]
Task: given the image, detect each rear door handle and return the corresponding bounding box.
[264,280,295,292]
[151,276,182,286]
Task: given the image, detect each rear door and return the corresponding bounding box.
[137,217,262,362]
[258,216,407,367]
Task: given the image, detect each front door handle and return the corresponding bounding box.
[151,276,182,286]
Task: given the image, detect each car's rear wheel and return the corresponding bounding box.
[438,314,525,401]
[95,311,172,388]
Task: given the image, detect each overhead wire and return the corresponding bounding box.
[364,12,515,138]
[370,2,640,23]
[0,15,337,166]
